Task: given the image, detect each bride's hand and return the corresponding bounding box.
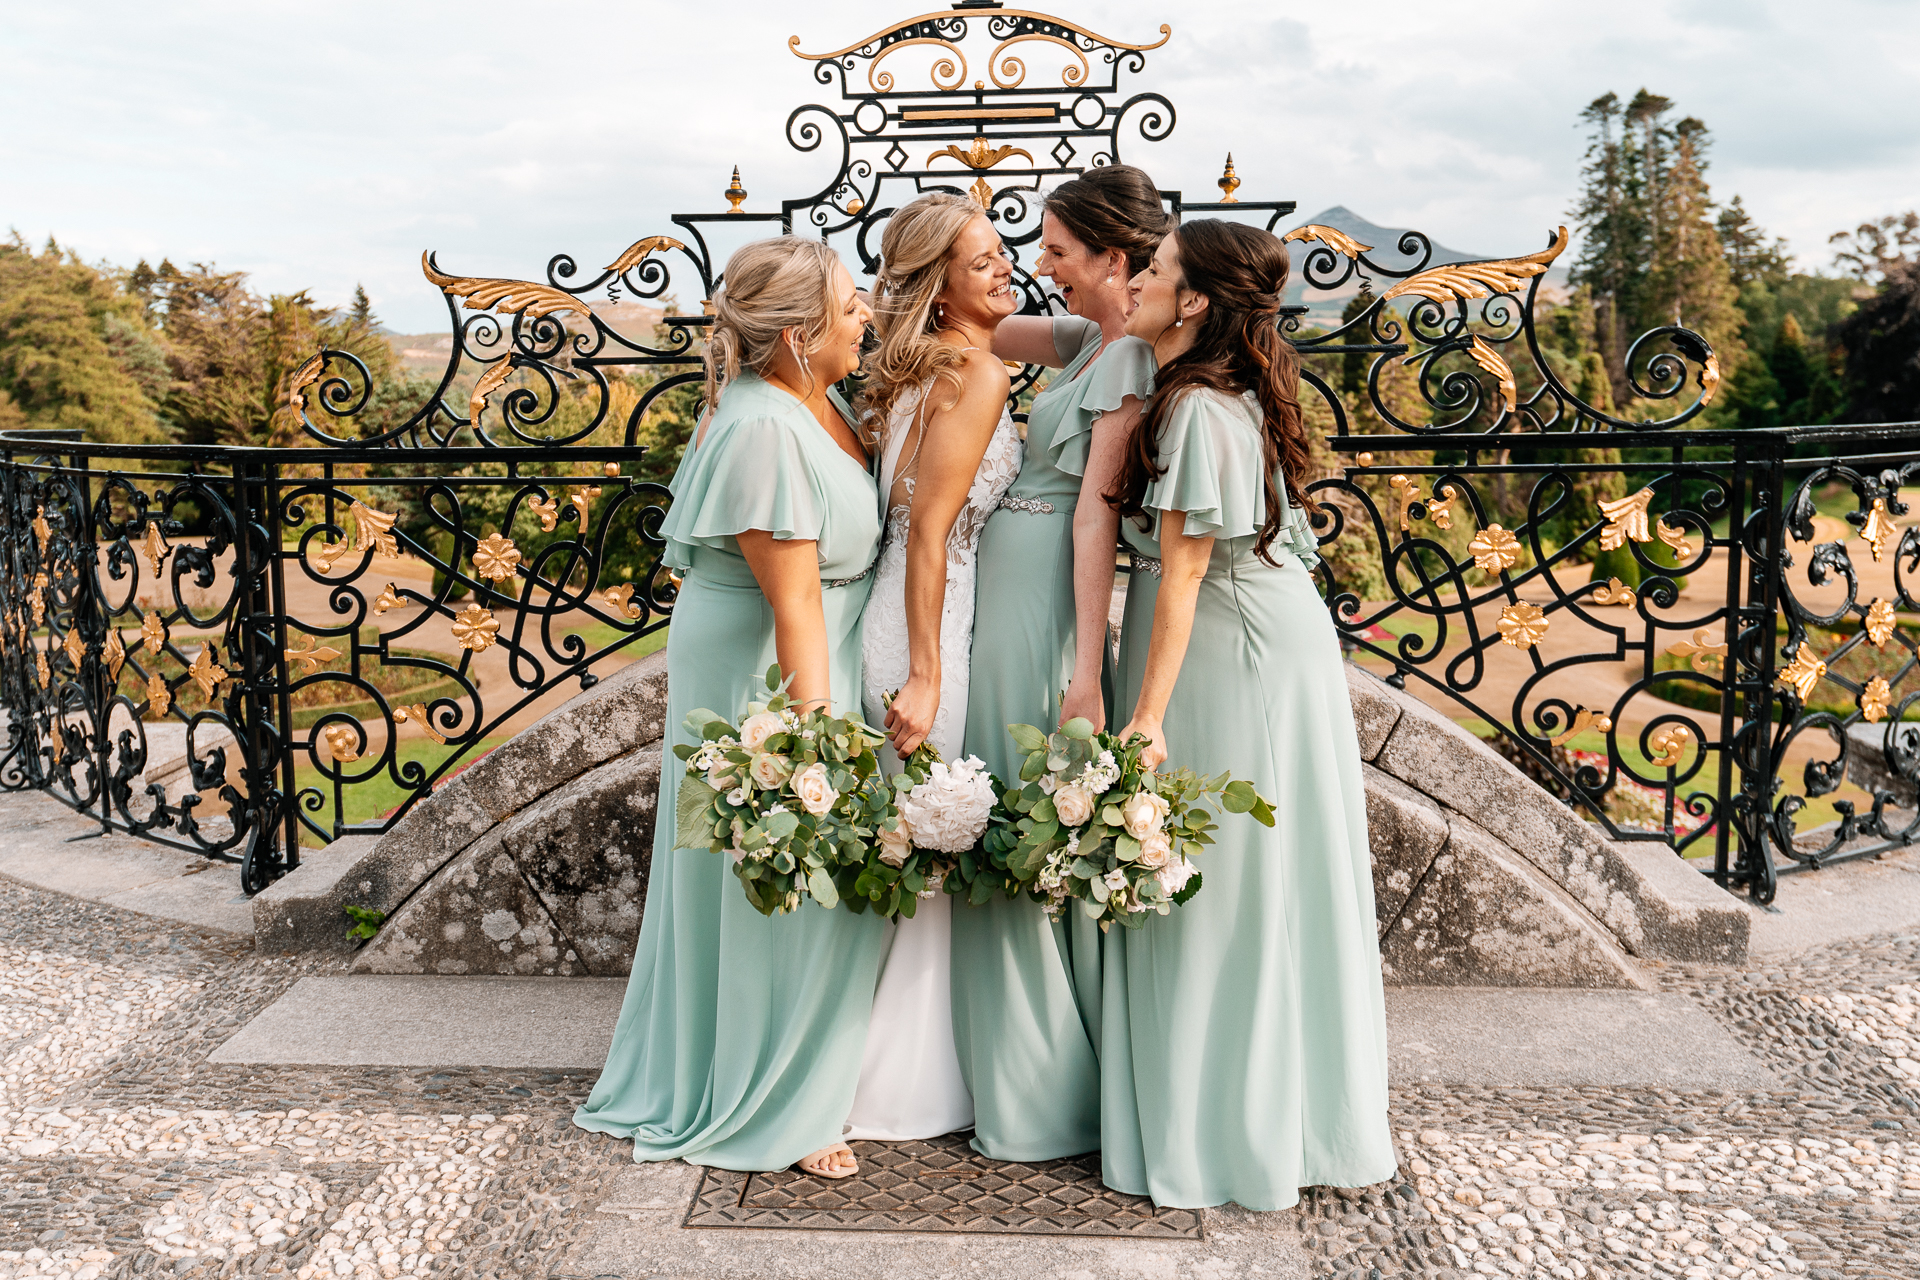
[885,671,941,757]
[1117,714,1167,771]
[1058,679,1106,733]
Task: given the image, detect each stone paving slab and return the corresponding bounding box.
[1739,844,1920,956]
[1387,988,1779,1090]
[208,976,625,1068]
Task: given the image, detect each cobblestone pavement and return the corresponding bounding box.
[1,877,1916,1280]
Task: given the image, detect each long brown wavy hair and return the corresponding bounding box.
[1105,219,1314,566]
[1042,164,1171,275]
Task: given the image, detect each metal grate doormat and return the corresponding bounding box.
[683,1132,1203,1238]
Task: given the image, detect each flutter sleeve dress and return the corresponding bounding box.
[1102,387,1397,1210]
[573,372,889,1172]
[953,316,1157,1161]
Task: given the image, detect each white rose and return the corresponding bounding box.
[792,762,839,816]
[739,711,785,752]
[1156,856,1196,898]
[1120,790,1170,839]
[705,756,737,789]
[1052,783,1095,828]
[726,787,749,807]
[877,816,914,867]
[1136,830,1173,869]
[1102,868,1129,893]
[748,752,792,790]
[1038,773,1059,795]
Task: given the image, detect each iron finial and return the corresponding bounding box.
[1217,153,1241,204]
[724,166,748,214]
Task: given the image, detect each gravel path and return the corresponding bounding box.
[1,878,1916,1279]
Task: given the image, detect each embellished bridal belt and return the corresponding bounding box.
[996,494,1058,515]
[1128,553,1162,578]
[824,562,876,589]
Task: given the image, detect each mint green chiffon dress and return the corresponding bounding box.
[574,373,889,1171]
[953,317,1157,1161]
[1103,387,1396,1210]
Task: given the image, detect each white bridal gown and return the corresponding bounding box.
[848,372,1022,1141]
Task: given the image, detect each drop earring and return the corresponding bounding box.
[1175,317,1183,328]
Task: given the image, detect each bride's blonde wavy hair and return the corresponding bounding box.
[860,193,986,437]
[702,237,844,410]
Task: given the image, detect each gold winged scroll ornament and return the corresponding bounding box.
[421,253,594,322]
[1383,227,1570,304]
[1280,225,1374,259]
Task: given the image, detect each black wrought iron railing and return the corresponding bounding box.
[1,2,1913,903]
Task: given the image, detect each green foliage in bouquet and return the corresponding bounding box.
[846,743,953,921]
[673,665,891,917]
[966,718,1275,930]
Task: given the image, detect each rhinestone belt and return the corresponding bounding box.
[825,562,876,589]
[997,495,1057,515]
[1129,553,1163,578]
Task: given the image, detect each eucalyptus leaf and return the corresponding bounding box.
[1008,723,1048,753]
[807,867,839,908]
[1060,717,1094,740]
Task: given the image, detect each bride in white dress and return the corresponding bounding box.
[844,193,1022,1143]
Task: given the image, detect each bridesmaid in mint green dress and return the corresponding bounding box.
[1100,220,1395,1208]
[954,166,1168,1162]
[575,240,885,1179]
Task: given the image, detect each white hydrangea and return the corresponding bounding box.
[1080,750,1120,795]
[1156,856,1197,897]
[897,755,997,853]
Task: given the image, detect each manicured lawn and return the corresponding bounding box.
[294,735,508,847]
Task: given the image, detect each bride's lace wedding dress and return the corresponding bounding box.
[845,374,1021,1141]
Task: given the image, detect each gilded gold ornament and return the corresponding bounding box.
[1425,483,1459,531]
[471,532,522,583]
[603,235,687,276]
[1591,576,1637,608]
[1648,723,1693,769]
[373,583,403,615]
[1775,644,1827,702]
[285,634,343,676]
[567,486,602,534]
[1280,224,1374,259]
[1467,335,1517,422]
[603,461,621,478]
[865,36,967,92]
[421,253,593,321]
[987,32,1092,89]
[723,166,748,214]
[1860,497,1896,563]
[140,520,169,579]
[27,578,46,628]
[1864,597,1896,648]
[602,583,643,620]
[451,603,500,653]
[140,610,166,655]
[321,722,361,764]
[1497,602,1550,650]
[1549,707,1613,748]
[1355,452,1375,467]
[186,645,228,700]
[103,627,125,681]
[35,650,50,690]
[1598,487,1655,551]
[967,176,995,209]
[1665,628,1728,675]
[393,704,447,745]
[31,506,50,552]
[1468,524,1521,574]
[1861,676,1893,724]
[528,495,560,532]
[1216,153,1241,203]
[790,15,1169,63]
[469,355,514,425]
[1388,474,1422,532]
[48,720,63,762]
[1382,226,1569,304]
[61,627,83,670]
[1700,352,1721,406]
[146,671,171,717]
[285,351,325,415]
[926,136,1034,171]
[1655,516,1694,562]
[312,501,402,573]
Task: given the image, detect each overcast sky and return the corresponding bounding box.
[5,0,1912,334]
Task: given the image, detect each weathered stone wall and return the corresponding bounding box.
[255,651,1750,985]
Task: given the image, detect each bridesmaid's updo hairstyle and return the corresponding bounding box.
[863,192,982,437]
[1105,218,1315,566]
[703,237,844,408]
[1042,164,1172,275]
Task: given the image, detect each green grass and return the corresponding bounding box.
[294,735,508,846]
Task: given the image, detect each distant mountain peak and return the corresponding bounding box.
[1283,207,1484,268]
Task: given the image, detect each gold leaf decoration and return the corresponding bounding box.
[1549,707,1614,748]
[1665,628,1729,675]
[987,32,1093,90]
[1700,353,1721,406]
[141,521,170,579]
[321,722,361,764]
[451,603,500,653]
[373,583,403,616]
[312,501,402,574]
[103,627,125,681]
[1864,598,1896,648]
[603,235,687,276]
[1656,516,1695,562]
[967,176,994,210]
[602,583,643,620]
[471,532,521,583]
[48,720,64,762]
[1382,226,1570,304]
[1281,223,1374,259]
[469,356,514,425]
[1591,576,1638,609]
[567,485,603,535]
[27,574,47,627]
[147,671,171,717]
[285,634,343,676]
[1861,677,1893,724]
[1598,487,1655,550]
[1497,602,1550,650]
[420,252,593,321]
[528,495,560,532]
[1425,483,1459,531]
[1467,335,1517,422]
[61,627,84,670]
[1775,645,1827,702]
[1388,474,1422,532]
[926,136,1034,171]
[140,610,166,655]
[187,646,228,700]
[31,506,51,552]
[1468,524,1521,574]
[393,704,447,745]
[35,650,50,690]
[285,351,325,415]
[1648,723,1693,769]
[1860,497,1896,563]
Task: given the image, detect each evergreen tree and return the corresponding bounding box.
[1716,196,1791,289]
[1835,259,1920,423]
[1830,211,1920,284]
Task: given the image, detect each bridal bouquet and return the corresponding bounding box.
[975,718,1275,929]
[673,665,893,917]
